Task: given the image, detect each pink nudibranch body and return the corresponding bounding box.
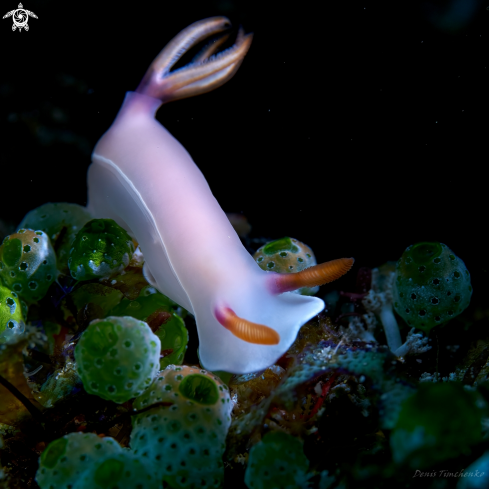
[87,18,350,373]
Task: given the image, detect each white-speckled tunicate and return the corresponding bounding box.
[130,365,233,488]
[68,219,134,281]
[35,432,122,489]
[75,315,161,403]
[0,229,57,302]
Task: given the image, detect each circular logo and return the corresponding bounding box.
[12,8,28,30]
[3,3,38,32]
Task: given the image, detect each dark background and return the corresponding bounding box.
[0,0,487,296]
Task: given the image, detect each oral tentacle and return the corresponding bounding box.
[214,306,280,345]
[270,258,355,294]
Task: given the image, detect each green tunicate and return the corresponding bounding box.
[253,237,318,295]
[35,432,122,489]
[390,383,484,468]
[157,316,188,369]
[245,431,311,489]
[131,365,233,489]
[179,374,220,405]
[68,219,134,281]
[75,316,161,403]
[82,320,119,356]
[108,285,188,368]
[19,202,93,275]
[393,242,472,332]
[2,238,22,267]
[211,369,234,386]
[94,458,124,486]
[378,379,417,430]
[40,437,68,469]
[72,452,159,489]
[0,229,57,303]
[71,283,124,319]
[262,237,300,255]
[108,285,175,319]
[0,283,25,342]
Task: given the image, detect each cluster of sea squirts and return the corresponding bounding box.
[0,201,488,489]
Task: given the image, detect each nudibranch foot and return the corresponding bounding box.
[215,306,280,345]
[136,16,253,103]
[269,257,355,294]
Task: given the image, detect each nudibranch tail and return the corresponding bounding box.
[136,17,252,103]
[270,258,355,294]
[215,307,280,345]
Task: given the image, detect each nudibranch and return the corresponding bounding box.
[87,17,354,373]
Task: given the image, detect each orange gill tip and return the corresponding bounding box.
[270,257,355,294]
[215,306,280,345]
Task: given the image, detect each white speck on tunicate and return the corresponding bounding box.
[89,259,113,277]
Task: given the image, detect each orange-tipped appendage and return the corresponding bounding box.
[271,257,354,294]
[215,307,280,345]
